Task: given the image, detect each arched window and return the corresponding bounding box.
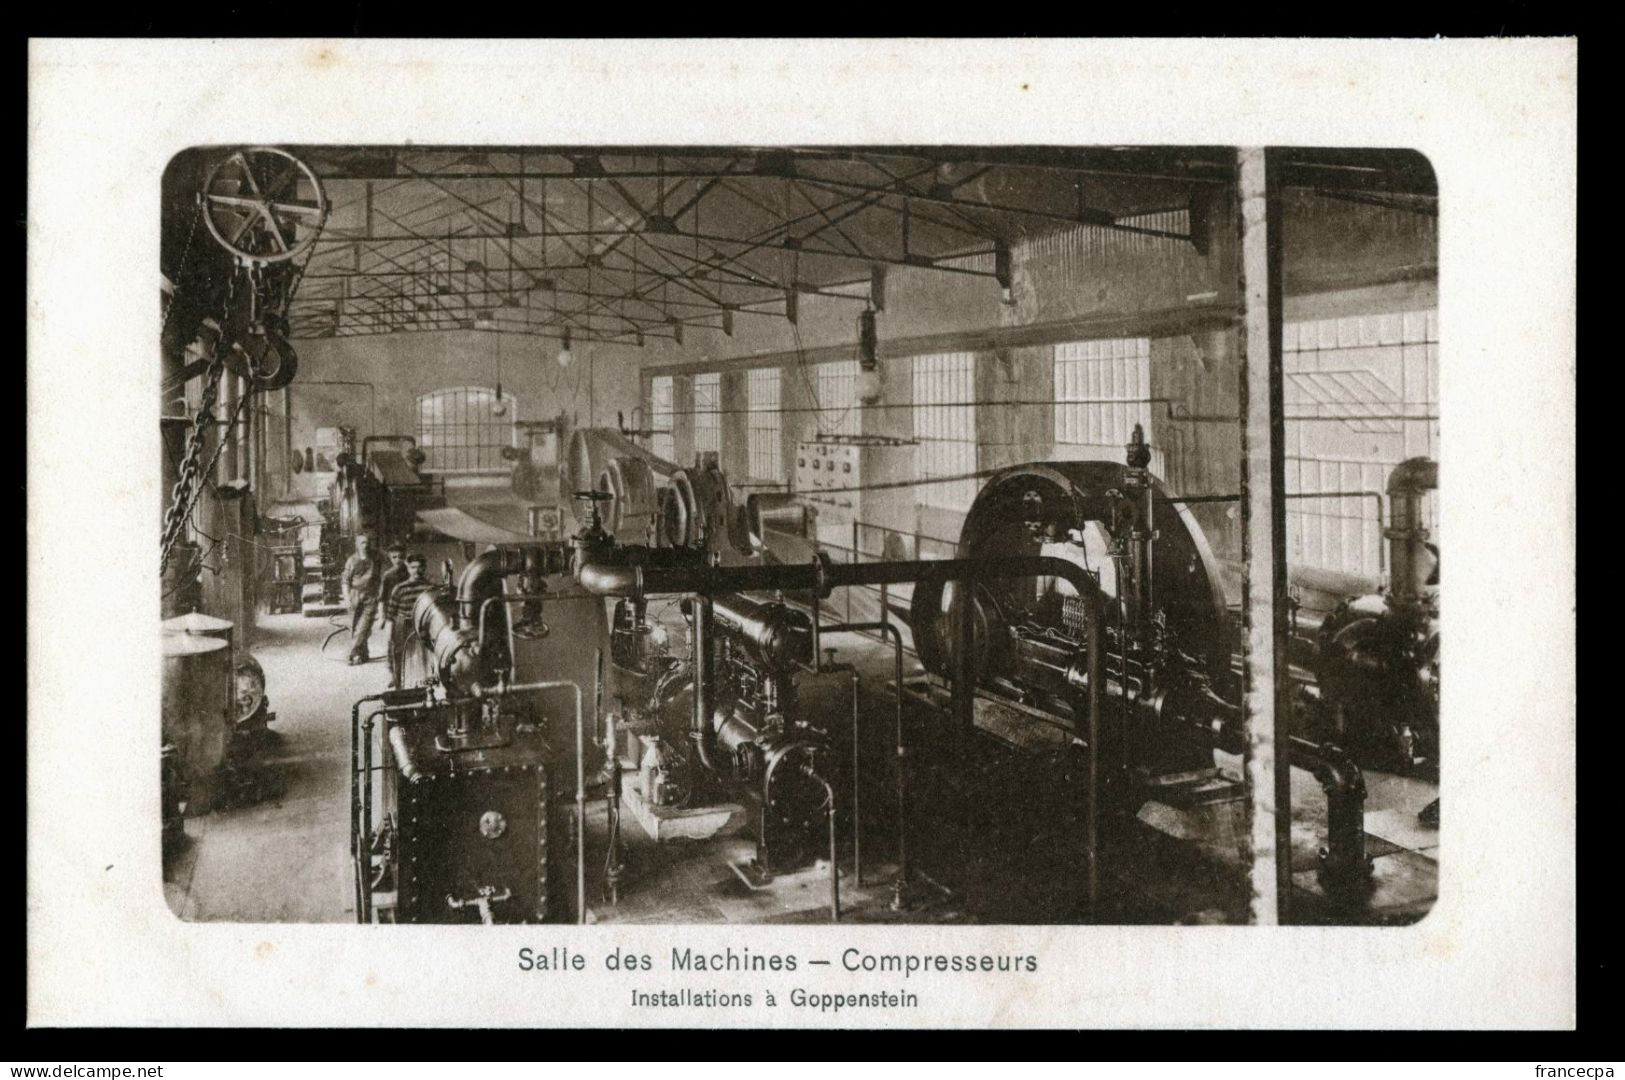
[416,386,519,472]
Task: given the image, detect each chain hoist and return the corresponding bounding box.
[161,148,327,574]
[159,353,229,575]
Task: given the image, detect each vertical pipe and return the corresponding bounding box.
[236,375,249,484]
[217,375,235,484]
[826,779,840,922]
[1084,583,1102,913]
[810,585,822,670]
[849,672,862,886]
[1237,147,1293,925]
[850,519,859,624]
[690,595,717,769]
[360,711,375,923]
[281,386,293,496]
[573,682,586,924]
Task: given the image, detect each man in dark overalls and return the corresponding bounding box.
[383,552,436,689]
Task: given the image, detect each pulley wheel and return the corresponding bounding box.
[224,325,299,390]
[201,147,328,266]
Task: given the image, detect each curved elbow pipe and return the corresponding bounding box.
[457,547,529,621]
[1288,735,1370,891]
[387,723,426,784]
[1386,457,1438,498]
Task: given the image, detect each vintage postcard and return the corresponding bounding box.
[26,38,1577,1029]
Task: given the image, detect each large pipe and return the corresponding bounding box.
[848,672,861,885]
[1286,735,1370,891]
[351,687,430,923]
[1386,456,1438,606]
[804,767,840,922]
[414,589,483,691]
[414,548,559,692]
[689,595,719,771]
[387,723,426,784]
[349,691,387,920]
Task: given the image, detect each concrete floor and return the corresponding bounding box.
[164,601,1438,925]
[164,609,384,922]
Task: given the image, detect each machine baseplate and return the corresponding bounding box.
[619,769,746,843]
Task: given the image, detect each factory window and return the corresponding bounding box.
[1284,309,1440,580]
[911,352,977,510]
[692,372,721,456]
[747,367,783,483]
[808,359,861,437]
[1053,337,1163,473]
[416,386,519,472]
[647,375,675,463]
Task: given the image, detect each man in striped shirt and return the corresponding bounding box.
[383,552,437,689]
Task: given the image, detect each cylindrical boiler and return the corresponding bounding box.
[161,631,233,812]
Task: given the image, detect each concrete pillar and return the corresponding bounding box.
[1237,147,1292,926]
[673,374,695,468]
[719,370,751,481]
[978,345,1053,473]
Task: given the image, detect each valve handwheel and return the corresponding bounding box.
[573,489,613,533]
[202,147,329,266]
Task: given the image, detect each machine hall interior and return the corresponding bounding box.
[159,145,1440,927]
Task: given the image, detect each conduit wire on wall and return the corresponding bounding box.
[789,318,860,437]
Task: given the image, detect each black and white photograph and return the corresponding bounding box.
[27,38,1576,1030]
[156,142,1442,929]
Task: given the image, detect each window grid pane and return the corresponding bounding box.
[1283,309,1439,579]
[812,360,861,437]
[692,372,721,456]
[1054,338,1161,472]
[416,386,518,471]
[747,368,783,482]
[911,352,977,510]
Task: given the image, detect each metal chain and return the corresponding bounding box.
[162,191,322,575]
[160,201,203,339]
[159,357,228,574]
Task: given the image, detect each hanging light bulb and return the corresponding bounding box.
[857,307,883,404]
[557,326,574,369]
[491,334,509,416]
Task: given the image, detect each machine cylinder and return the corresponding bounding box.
[161,632,233,809]
[710,593,813,675]
[413,588,484,691]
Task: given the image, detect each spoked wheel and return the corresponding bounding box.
[201,147,328,266]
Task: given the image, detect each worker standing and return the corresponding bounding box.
[383,552,436,689]
[341,534,381,666]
